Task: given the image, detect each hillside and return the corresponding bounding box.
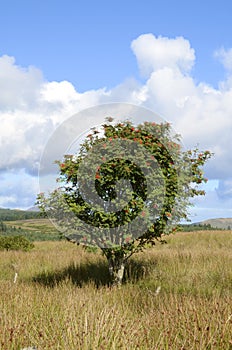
[1,218,62,241]
[1,208,231,239]
[199,218,232,230]
[0,208,62,241]
[0,208,40,221]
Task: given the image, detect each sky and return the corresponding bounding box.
[0,0,232,222]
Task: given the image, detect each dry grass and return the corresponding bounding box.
[0,231,231,349]
[4,219,54,230]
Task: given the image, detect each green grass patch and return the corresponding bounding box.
[1,219,62,241]
[0,231,231,349]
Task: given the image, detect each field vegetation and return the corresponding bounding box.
[0,208,40,221]
[0,219,62,242]
[0,230,231,349]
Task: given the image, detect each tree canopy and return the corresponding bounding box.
[37,119,212,285]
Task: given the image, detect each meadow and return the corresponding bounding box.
[2,219,62,242]
[0,230,231,349]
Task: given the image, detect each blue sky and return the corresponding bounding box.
[0,0,232,222]
[1,0,232,90]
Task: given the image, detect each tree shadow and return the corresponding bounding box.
[32,260,111,288]
[32,258,154,288]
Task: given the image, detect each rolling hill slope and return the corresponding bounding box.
[198,218,232,230]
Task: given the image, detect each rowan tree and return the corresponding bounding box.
[37,119,212,285]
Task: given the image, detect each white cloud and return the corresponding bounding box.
[0,34,232,220]
[40,80,108,122]
[0,170,39,209]
[0,110,54,173]
[190,182,232,222]
[0,195,17,207]
[0,56,109,208]
[129,35,232,185]
[0,57,108,175]
[131,34,195,77]
[214,47,232,72]
[0,55,43,110]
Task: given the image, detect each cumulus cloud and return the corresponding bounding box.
[0,57,108,175]
[131,34,195,77]
[214,47,232,72]
[0,169,39,209]
[0,34,232,219]
[129,35,232,184]
[0,55,43,110]
[40,80,108,121]
[0,56,109,208]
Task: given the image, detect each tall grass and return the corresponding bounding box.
[0,231,231,349]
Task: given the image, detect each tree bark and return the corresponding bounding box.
[102,248,127,286]
[107,256,125,286]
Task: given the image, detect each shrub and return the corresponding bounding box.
[0,235,34,251]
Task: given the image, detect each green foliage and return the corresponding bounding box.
[0,220,62,242]
[37,119,212,284]
[0,208,40,221]
[180,223,225,232]
[0,235,34,251]
[0,220,7,232]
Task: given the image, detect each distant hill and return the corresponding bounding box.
[27,206,39,212]
[0,208,40,221]
[180,218,232,231]
[1,207,231,231]
[198,218,232,230]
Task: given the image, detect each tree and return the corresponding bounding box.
[37,119,212,286]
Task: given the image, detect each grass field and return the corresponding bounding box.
[3,219,62,241]
[0,230,231,349]
[4,218,54,230]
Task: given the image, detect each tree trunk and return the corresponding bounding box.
[107,256,125,286]
[102,248,127,286]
